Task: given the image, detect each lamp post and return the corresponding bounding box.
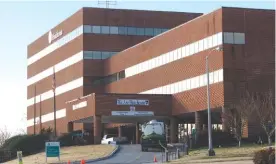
[206,46,222,156]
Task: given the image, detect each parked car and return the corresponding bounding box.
[101,134,128,144]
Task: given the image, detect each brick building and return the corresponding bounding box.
[27,7,275,144]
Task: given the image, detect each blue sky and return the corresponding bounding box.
[0,0,274,134]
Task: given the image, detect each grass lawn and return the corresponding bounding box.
[169,143,274,163]
[5,144,116,164]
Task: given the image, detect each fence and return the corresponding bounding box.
[159,141,188,163]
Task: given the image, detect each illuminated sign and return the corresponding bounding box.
[48,30,63,44]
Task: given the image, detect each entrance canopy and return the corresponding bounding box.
[66,93,172,123]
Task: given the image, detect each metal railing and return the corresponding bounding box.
[159,141,188,163]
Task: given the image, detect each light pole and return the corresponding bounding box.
[206,46,222,156]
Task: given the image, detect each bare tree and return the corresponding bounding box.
[254,90,275,147]
[222,91,255,147]
[0,126,11,147]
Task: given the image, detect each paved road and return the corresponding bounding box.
[89,144,163,164]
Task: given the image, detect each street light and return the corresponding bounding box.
[206,46,223,156]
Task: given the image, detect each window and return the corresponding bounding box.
[101,26,110,34]
[217,32,223,45]
[219,69,224,82]
[110,52,117,56]
[191,78,195,89]
[186,79,191,90]
[162,29,168,33]
[137,28,145,36]
[166,85,170,94]
[234,33,245,44]
[83,25,92,33]
[182,80,187,91]
[209,72,214,84]
[154,28,162,35]
[181,46,186,57]
[92,26,101,34]
[199,40,203,52]
[214,70,219,83]
[173,50,178,60]
[195,76,199,88]
[171,84,175,94]
[203,38,208,50]
[175,82,179,93]
[83,51,92,59]
[223,32,234,44]
[92,51,102,59]
[110,26,119,34]
[212,34,218,47]
[118,27,127,35]
[200,75,204,87]
[102,52,110,59]
[190,43,194,55]
[127,27,136,35]
[185,45,190,56]
[177,48,182,59]
[179,81,184,92]
[208,36,213,48]
[144,61,149,71]
[194,41,199,54]
[145,28,154,36]
[169,51,174,62]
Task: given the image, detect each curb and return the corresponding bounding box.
[58,144,120,164]
[86,144,120,163]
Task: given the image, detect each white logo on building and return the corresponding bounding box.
[48,30,63,44]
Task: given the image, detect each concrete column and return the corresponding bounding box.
[170,117,178,143]
[67,122,73,133]
[118,126,122,137]
[195,111,203,132]
[221,107,229,132]
[93,115,102,144]
[136,123,140,144]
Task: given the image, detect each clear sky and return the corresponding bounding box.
[0,0,274,134]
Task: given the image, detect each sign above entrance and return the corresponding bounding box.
[112,111,154,116]
[117,99,149,106]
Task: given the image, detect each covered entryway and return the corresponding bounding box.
[66,93,174,144]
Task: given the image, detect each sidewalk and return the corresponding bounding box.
[170,157,253,164]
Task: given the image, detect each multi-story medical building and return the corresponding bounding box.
[27,7,275,144]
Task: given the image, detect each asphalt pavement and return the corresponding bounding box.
[88,144,163,164]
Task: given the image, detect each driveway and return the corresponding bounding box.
[89,144,163,164]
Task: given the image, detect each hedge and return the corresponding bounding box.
[253,147,275,164]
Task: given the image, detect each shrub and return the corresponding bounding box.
[1,134,49,156]
[253,147,275,164]
[58,132,75,147]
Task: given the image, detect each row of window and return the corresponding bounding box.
[141,69,223,94]
[28,26,83,65]
[223,32,245,44]
[83,25,168,36]
[28,24,168,66]
[125,32,245,78]
[83,51,119,60]
[91,71,125,86]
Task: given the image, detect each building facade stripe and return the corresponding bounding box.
[27,51,83,86]
[28,25,170,67]
[140,69,223,94]
[27,108,66,127]
[27,77,83,107]
[28,26,84,66]
[125,32,244,78]
[27,69,223,126]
